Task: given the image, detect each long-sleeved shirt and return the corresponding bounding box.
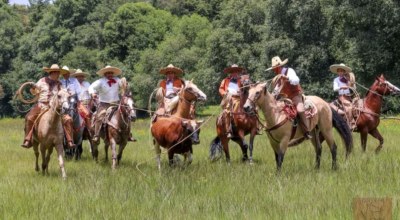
[60,77,81,98]
[88,77,121,103]
[333,77,351,95]
[77,81,91,102]
[36,77,61,104]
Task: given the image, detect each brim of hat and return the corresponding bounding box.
[159,67,183,75]
[71,72,89,77]
[96,67,122,76]
[43,68,69,75]
[330,65,352,74]
[223,67,244,74]
[265,59,288,71]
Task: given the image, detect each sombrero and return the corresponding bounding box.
[62,65,76,74]
[71,69,89,77]
[265,56,288,71]
[159,64,183,75]
[96,65,122,76]
[329,63,352,74]
[223,64,244,74]
[43,64,69,75]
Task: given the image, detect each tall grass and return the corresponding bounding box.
[0,110,399,219]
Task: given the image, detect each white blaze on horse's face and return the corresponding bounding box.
[244,83,267,112]
[126,97,136,120]
[185,81,207,101]
[385,80,400,95]
[57,90,70,110]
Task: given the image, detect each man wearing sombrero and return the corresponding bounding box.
[70,69,92,131]
[21,64,76,148]
[219,64,244,138]
[266,56,312,139]
[157,64,186,114]
[330,63,356,128]
[89,65,124,144]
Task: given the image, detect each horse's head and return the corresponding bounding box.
[243,82,267,113]
[62,94,78,115]
[182,119,203,145]
[181,80,207,102]
[371,74,400,96]
[52,89,70,113]
[240,74,252,93]
[120,91,137,121]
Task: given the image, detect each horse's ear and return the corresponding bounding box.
[263,85,267,95]
[196,119,204,125]
[181,120,190,128]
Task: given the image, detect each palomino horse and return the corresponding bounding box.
[151,81,207,169]
[63,94,91,160]
[32,89,71,179]
[353,74,400,152]
[243,82,353,170]
[210,75,259,164]
[91,81,137,169]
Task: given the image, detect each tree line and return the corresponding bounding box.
[1,0,399,117]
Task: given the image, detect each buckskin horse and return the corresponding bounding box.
[352,74,400,152]
[210,75,259,164]
[32,89,71,179]
[151,81,207,169]
[243,82,353,171]
[91,79,137,169]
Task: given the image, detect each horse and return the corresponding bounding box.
[63,94,90,160]
[151,81,207,169]
[32,89,71,179]
[91,83,137,169]
[243,82,353,171]
[209,74,259,164]
[352,74,400,152]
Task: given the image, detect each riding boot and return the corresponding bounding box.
[21,106,41,148]
[84,117,92,137]
[299,112,312,139]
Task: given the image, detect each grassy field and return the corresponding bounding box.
[1,106,399,219]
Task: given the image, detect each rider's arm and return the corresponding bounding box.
[88,79,102,97]
[219,79,227,97]
[286,68,300,85]
[333,78,340,92]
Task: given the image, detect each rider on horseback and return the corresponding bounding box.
[266,56,312,139]
[89,65,135,144]
[21,64,76,148]
[330,63,356,129]
[156,64,187,115]
[60,66,92,135]
[219,64,243,138]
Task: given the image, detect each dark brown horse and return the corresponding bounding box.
[353,74,400,152]
[210,75,259,164]
[91,89,136,169]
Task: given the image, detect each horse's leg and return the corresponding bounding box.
[231,136,248,162]
[360,130,368,152]
[276,140,288,171]
[92,141,99,162]
[248,130,256,165]
[117,143,126,165]
[40,145,46,174]
[44,146,54,175]
[369,129,384,153]
[33,142,39,172]
[311,129,322,169]
[104,141,109,162]
[56,144,67,179]
[109,138,117,169]
[320,129,338,170]
[221,137,231,164]
[168,151,175,167]
[154,140,162,171]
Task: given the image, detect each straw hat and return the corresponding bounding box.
[329,63,352,74]
[71,69,89,77]
[96,65,122,76]
[62,65,76,74]
[159,64,183,75]
[223,64,244,74]
[265,56,288,71]
[43,64,69,75]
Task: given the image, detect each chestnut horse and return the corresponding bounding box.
[91,80,137,169]
[244,82,353,171]
[353,74,400,152]
[151,81,207,169]
[210,75,259,164]
[32,89,70,179]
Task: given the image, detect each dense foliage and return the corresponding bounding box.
[1,0,399,116]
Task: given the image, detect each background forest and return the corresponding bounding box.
[1,0,400,116]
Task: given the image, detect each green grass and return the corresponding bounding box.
[0,111,399,219]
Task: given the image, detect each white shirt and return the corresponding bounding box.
[227,81,239,95]
[88,77,121,103]
[333,77,350,95]
[165,81,174,96]
[60,77,81,97]
[78,81,91,101]
[282,68,299,85]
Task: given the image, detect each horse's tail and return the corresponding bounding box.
[209,136,223,162]
[331,107,353,157]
